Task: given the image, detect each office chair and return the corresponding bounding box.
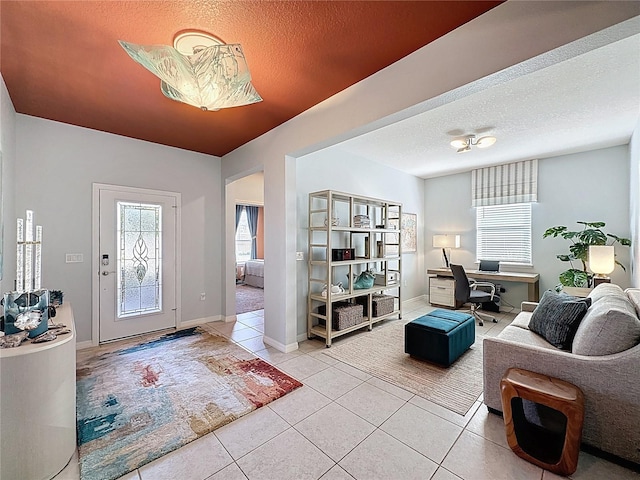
[450,264,497,326]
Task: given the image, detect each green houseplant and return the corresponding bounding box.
[543,221,631,287]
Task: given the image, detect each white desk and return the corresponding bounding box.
[0,303,76,480]
[427,268,540,302]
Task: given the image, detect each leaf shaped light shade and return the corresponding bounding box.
[118,39,262,111]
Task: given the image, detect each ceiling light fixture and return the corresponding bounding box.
[450,135,497,153]
[118,31,262,112]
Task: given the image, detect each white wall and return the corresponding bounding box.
[14,115,223,343]
[630,119,640,287]
[425,146,632,308]
[296,151,425,340]
[0,75,17,296]
[228,172,264,206]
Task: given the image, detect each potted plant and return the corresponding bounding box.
[543,221,631,287]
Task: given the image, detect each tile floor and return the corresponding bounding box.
[57,299,639,480]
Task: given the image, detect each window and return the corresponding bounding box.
[476,203,532,265]
[235,207,252,263]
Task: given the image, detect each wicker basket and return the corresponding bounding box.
[318,303,364,330]
[357,294,395,317]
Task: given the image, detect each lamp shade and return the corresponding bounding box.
[589,245,615,275]
[432,234,460,248]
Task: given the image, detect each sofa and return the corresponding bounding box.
[483,283,640,466]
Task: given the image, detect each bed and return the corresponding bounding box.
[243,259,264,288]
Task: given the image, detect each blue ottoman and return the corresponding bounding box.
[404,309,475,366]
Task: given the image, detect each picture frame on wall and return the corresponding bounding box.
[401,212,417,253]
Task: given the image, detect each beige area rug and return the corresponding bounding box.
[236,284,264,314]
[323,320,483,415]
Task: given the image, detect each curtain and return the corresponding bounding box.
[245,206,259,259]
[235,205,244,233]
[472,159,538,207]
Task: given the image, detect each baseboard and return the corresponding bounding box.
[263,335,298,353]
[178,315,222,329]
[76,340,95,350]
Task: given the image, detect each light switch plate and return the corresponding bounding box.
[296,252,304,261]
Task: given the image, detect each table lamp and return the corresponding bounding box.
[433,234,460,268]
[588,245,614,286]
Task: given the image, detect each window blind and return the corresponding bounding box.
[476,203,532,265]
[472,159,538,207]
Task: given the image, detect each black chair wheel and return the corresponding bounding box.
[479,321,484,326]
[493,319,498,323]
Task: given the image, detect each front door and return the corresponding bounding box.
[98,186,178,342]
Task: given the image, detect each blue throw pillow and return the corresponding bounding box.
[528,290,592,350]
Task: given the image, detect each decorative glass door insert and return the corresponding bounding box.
[117,201,162,318]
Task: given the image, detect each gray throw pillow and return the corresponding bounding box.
[572,295,640,356]
[528,290,591,350]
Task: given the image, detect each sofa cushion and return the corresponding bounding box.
[588,282,625,304]
[510,311,533,330]
[528,290,591,350]
[625,288,640,318]
[572,295,640,356]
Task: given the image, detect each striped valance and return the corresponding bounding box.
[472,159,538,207]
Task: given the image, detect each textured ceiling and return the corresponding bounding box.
[0,1,502,157]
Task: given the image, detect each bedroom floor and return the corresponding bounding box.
[56,300,638,480]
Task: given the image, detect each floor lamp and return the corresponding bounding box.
[433,234,460,268]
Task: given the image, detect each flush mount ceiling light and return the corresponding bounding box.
[450,135,497,153]
[118,31,262,111]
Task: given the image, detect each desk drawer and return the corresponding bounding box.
[429,277,455,307]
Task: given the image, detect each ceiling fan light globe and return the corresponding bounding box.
[450,138,468,149]
[476,136,497,148]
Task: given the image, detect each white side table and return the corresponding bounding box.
[1,303,76,480]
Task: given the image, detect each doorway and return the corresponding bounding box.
[93,184,180,343]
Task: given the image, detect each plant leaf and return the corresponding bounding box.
[559,269,589,287]
[543,226,567,238]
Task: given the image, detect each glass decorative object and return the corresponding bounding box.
[4,210,48,338]
[118,37,262,111]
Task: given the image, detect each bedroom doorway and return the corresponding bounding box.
[235,204,265,314]
[229,172,265,316]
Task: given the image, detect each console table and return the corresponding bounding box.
[0,303,76,480]
[427,268,540,302]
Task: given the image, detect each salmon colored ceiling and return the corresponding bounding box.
[1,1,502,157]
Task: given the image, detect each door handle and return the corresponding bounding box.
[101,271,116,276]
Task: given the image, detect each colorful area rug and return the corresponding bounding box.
[236,284,264,314]
[322,320,483,416]
[76,326,302,480]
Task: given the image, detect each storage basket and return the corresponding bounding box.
[318,303,364,330]
[357,294,395,317]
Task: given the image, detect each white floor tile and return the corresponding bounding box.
[441,430,542,480]
[236,335,268,353]
[410,395,480,428]
[138,433,233,480]
[237,315,264,328]
[319,465,356,479]
[276,354,330,380]
[331,361,372,381]
[365,376,414,401]
[236,428,334,480]
[431,467,463,480]
[268,386,332,425]
[339,429,438,480]
[569,451,640,479]
[336,382,406,427]
[308,349,340,366]
[254,346,302,365]
[295,402,376,462]
[304,366,364,400]
[207,463,248,480]
[214,406,289,460]
[380,402,463,463]
[211,321,250,336]
[228,327,263,342]
[465,403,509,448]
